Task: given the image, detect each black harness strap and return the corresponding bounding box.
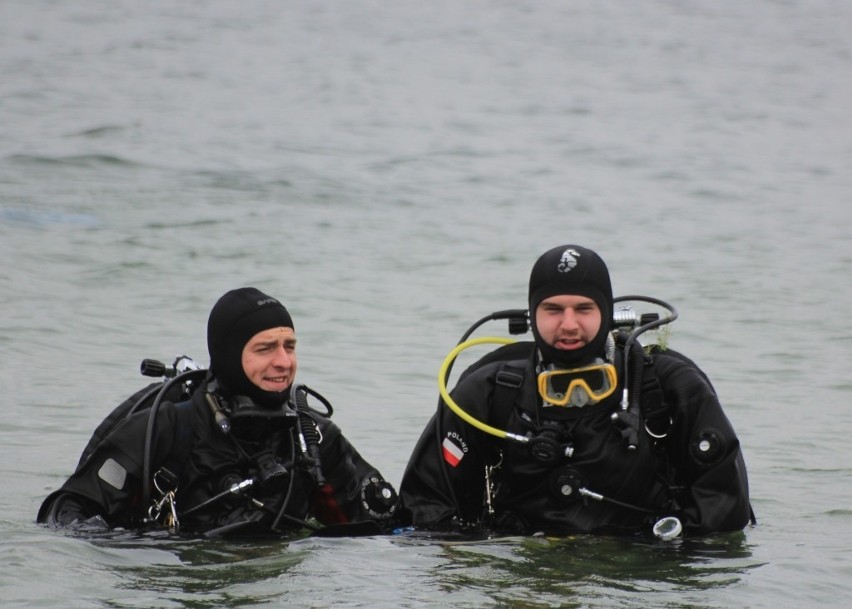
[145,399,197,533]
[640,361,670,439]
[493,363,525,422]
[152,400,196,493]
[495,366,524,390]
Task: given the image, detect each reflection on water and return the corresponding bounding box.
[422,533,761,608]
[88,534,311,608]
[38,530,758,608]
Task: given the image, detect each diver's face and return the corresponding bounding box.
[535,295,602,352]
[241,327,298,392]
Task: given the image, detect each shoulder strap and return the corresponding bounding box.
[640,353,670,438]
[154,399,196,490]
[641,344,721,439]
[491,361,527,424]
[456,341,535,383]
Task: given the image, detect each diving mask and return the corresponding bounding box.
[537,360,617,407]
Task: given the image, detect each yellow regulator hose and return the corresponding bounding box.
[437,336,529,444]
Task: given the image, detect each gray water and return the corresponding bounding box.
[2,1,851,607]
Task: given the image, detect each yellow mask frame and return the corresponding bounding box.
[537,362,617,407]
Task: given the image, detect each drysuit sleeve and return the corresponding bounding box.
[655,352,753,535]
[37,492,111,531]
[399,367,500,528]
[37,404,180,530]
[310,415,399,526]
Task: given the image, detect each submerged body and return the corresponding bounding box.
[400,343,751,537]
[39,379,395,536]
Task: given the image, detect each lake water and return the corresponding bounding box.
[2,1,851,607]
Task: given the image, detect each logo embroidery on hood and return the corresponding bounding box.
[557,248,580,273]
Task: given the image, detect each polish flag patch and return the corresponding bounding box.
[442,437,465,467]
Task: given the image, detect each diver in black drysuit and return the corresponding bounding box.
[38,380,395,535]
[398,245,752,538]
[38,288,397,536]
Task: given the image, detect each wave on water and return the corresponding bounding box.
[144,218,225,230]
[182,168,295,192]
[72,125,131,139]
[0,207,101,228]
[6,153,141,169]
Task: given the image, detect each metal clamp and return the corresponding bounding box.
[148,467,180,534]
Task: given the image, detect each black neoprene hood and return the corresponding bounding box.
[207,287,295,406]
[528,245,613,367]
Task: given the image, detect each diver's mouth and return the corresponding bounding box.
[554,337,584,350]
[263,375,290,387]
